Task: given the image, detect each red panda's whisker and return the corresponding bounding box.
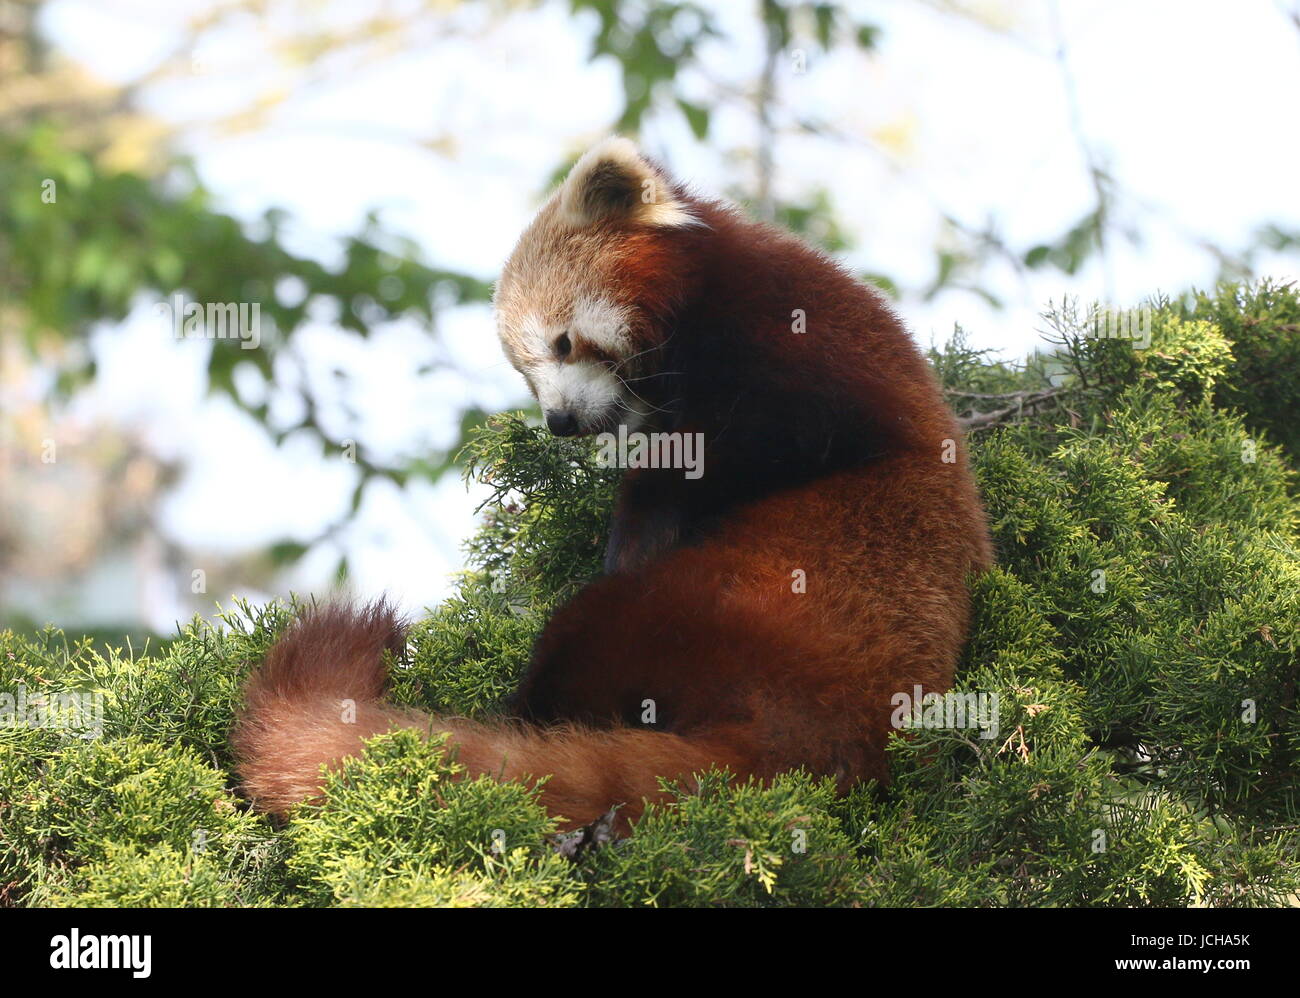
[615,381,676,415]
[607,339,673,375]
[617,371,683,383]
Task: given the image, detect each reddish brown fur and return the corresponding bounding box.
[233,146,993,832]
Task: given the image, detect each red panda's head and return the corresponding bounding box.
[494,137,704,437]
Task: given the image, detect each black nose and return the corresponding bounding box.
[546,411,580,436]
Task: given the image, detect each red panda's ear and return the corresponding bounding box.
[558,137,700,229]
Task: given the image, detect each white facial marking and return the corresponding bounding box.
[518,313,548,362]
[570,296,633,358]
[513,299,650,431]
[532,361,622,424]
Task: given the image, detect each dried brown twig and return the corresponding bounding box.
[949,387,1070,431]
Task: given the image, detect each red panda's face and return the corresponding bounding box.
[494,138,701,436]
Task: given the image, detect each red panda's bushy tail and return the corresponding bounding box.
[231,599,428,816]
[232,601,749,828]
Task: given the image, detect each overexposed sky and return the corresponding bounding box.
[29,0,1300,629]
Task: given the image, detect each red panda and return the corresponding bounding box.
[232,137,993,832]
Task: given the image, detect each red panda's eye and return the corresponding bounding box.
[555,333,572,358]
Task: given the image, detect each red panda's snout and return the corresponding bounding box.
[545,410,581,436]
[530,353,630,436]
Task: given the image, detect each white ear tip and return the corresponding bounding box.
[594,135,642,162]
[591,135,638,156]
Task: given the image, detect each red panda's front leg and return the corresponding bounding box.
[602,473,685,574]
[506,570,671,727]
